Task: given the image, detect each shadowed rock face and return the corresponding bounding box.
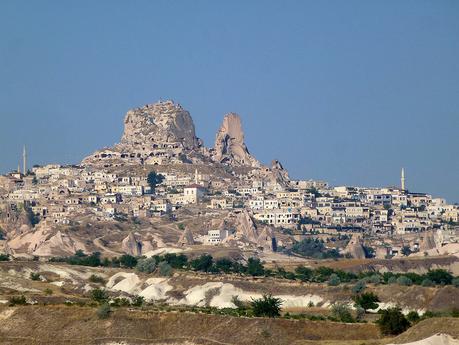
[121,100,199,149]
[213,113,260,167]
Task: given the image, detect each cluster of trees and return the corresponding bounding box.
[290,238,341,259]
[49,250,459,288]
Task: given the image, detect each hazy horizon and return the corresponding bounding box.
[1,1,458,202]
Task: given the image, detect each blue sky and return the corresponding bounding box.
[0,1,458,202]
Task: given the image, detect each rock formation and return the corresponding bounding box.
[343,234,366,259]
[82,100,203,166]
[122,232,143,256]
[213,113,260,167]
[177,228,195,246]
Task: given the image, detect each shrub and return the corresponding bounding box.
[421,278,434,287]
[0,253,10,261]
[397,276,413,286]
[119,254,138,268]
[30,272,41,281]
[406,311,420,323]
[452,278,459,288]
[352,280,366,294]
[91,288,109,303]
[388,276,397,284]
[246,257,265,276]
[377,307,410,335]
[136,257,157,273]
[328,273,341,286]
[44,288,53,295]
[330,302,355,323]
[426,269,453,285]
[9,295,27,306]
[366,274,382,285]
[97,303,111,319]
[131,295,145,307]
[191,254,213,272]
[158,261,172,277]
[295,266,313,282]
[353,292,380,311]
[251,294,282,317]
[89,274,106,284]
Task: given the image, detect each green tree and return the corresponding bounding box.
[215,258,233,273]
[191,254,214,272]
[396,276,413,286]
[246,257,265,276]
[295,266,313,282]
[426,269,453,285]
[147,171,164,193]
[136,257,157,273]
[251,295,282,318]
[119,254,138,268]
[328,273,341,286]
[330,302,355,323]
[377,307,410,335]
[353,292,380,311]
[401,246,412,256]
[406,311,420,323]
[158,261,172,276]
[91,288,109,304]
[352,280,367,294]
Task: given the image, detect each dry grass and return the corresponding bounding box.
[0,305,381,345]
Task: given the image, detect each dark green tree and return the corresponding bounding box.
[191,254,214,272]
[251,295,282,318]
[353,292,380,311]
[147,171,164,193]
[246,257,265,276]
[377,307,410,335]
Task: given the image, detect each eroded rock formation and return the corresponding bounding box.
[213,113,260,167]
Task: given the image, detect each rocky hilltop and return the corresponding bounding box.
[82,100,271,171]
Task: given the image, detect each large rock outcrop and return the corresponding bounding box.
[82,100,203,166]
[121,101,199,149]
[213,113,260,167]
[343,234,366,259]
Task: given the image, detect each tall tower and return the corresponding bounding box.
[401,168,405,191]
[194,168,198,184]
[22,145,27,175]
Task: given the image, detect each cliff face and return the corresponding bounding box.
[121,101,199,150]
[213,113,260,167]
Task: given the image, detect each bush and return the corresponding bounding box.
[97,303,111,319]
[0,253,10,261]
[91,288,109,303]
[366,274,382,285]
[9,295,27,306]
[328,273,341,286]
[158,261,172,276]
[353,292,380,311]
[452,278,459,288]
[295,266,313,282]
[191,254,214,272]
[352,280,366,294]
[89,274,106,284]
[426,269,453,285]
[246,257,265,276]
[421,278,434,287]
[251,295,282,318]
[119,254,138,268]
[388,276,398,284]
[44,288,53,295]
[131,295,145,307]
[397,276,413,286]
[406,310,420,323]
[330,302,355,323]
[136,257,157,273]
[377,307,410,335]
[30,272,41,281]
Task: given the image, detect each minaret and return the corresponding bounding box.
[22,145,27,175]
[401,168,405,191]
[194,168,198,184]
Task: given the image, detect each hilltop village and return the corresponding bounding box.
[0,100,458,260]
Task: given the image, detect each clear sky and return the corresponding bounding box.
[0,1,458,202]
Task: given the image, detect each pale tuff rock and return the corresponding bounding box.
[0,204,32,237]
[419,231,438,252]
[121,101,199,149]
[213,113,260,167]
[6,226,86,257]
[177,228,195,246]
[343,233,366,259]
[121,232,143,256]
[82,100,203,165]
[225,210,276,251]
[269,159,290,185]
